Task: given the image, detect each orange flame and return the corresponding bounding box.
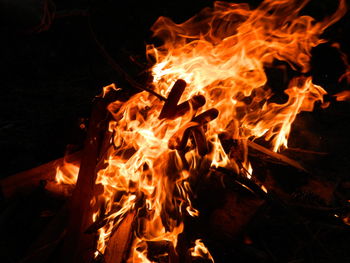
[57,0,347,261]
[334,90,350,101]
[55,158,80,185]
[190,239,214,262]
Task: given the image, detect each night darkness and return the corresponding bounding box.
[1,0,350,262]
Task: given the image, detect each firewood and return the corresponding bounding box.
[168,108,218,152]
[104,211,136,263]
[168,122,199,151]
[0,151,81,199]
[192,166,266,245]
[147,240,179,263]
[60,97,111,263]
[192,108,219,125]
[286,147,328,155]
[174,95,206,118]
[44,180,75,198]
[213,166,268,199]
[159,79,188,119]
[247,140,307,172]
[192,127,209,156]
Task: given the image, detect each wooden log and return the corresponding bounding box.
[174,95,206,118]
[192,127,209,156]
[104,211,136,263]
[159,79,187,119]
[159,79,207,120]
[247,140,307,172]
[168,122,199,151]
[60,97,110,263]
[44,180,75,198]
[0,151,81,199]
[147,240,179,263]
[192,108,219,125]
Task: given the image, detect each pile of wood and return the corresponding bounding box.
[1,81,350,263]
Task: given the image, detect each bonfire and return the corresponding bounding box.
[1,0,350,262]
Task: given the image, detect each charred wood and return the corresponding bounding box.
[0,151,81,199]
[104,211,136,263]
[60,97,110,263]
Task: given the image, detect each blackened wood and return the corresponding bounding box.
[168,122,199,150]
[147,241,179,263]
[60,97,110,263]
[247,140,307,172]
[192,109,219,125]
[0,151,81,199]
[104,211,136,263]
[172,95,206,119]
[192,127,209,156]
[44,181,75,198]
[159,79,187,119]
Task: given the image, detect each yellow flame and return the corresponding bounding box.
[190,239,214,262]
[55,161,79,185]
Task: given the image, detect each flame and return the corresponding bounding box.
[100,83,121,98]
[334,90,350,101]
[57,0,347,261]
[190,239,214,262]
[55,158,80,185]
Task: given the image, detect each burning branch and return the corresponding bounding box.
[247,140,307,172]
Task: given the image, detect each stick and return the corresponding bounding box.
[192,108,219,125]
[285,147,328,155]
[159,80,207,120]
[60,97,110,263]
[247,140,307,172]
[159,79,187,119]
[104,211,136,263]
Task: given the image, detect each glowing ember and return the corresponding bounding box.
[56,0,347,261]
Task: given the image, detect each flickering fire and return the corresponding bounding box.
[55,160,79,185]
[56,0,347,261]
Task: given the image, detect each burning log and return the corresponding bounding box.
[159,79,188,119]
[175,95,206,118]
[103,211,136,263]
[60,97,111,263]
[168,108,218,154]
[247,140,307,172]
[192,127,209,156]
[159,79,206,120]
[146,241,179,263]
[43,180,75,198]
[0,151,81,199]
